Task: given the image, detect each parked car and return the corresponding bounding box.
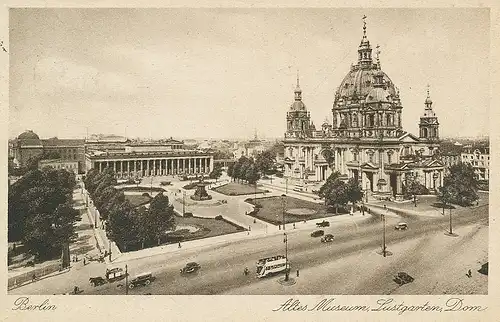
[310,230,324,237]
[393,272,414,285]
[89,276,106,287]
[321,234,334,243]
[316,220,330,227]
[129,272,154,289]
[394,223,408,230]
[180,262,201,274]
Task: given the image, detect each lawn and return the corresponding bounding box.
[247,196,347,225]
[213,182,267,196]
[124,194,152,207]
[166,215,245,242]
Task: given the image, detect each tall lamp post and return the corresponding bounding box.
[283,232,289,281]
[448,206,453,235]
[281,194,287,230]
[182,191,186,216]
[125,264,128,295]
[285,178,288,194]
[381,213,387,257]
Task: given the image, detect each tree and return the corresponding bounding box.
[318,171,349,213]
[345,178,363,211]
[209,164,223,182]
[107,200,139,251]
[438,163,478,206]
[403,173,429,198]
[144,192,176,245]
[227,163,234,179]
[255,150,275,175]
[245,163,261,184]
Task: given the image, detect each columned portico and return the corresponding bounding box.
[86,151,214,178]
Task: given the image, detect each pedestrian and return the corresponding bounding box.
[293,223,296,229]
[83,258,86,266]
[32,273,36,282]
[178,242,181,248]
[296,269,299,278]
[74,286,78,294]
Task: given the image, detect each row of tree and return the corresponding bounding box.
[227,156,261,184]
[84,168,176,251]
[317,163,479,211]
[8,168,79,260]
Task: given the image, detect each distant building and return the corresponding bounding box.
[461,146,490,181]
[38,159,79,172]
[11,130,85,173]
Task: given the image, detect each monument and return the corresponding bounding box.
[190,176,212,201]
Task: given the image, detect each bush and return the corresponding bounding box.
[142,192,150,197]
[255,204,262,209]
[276,173,284,178]
[183,212,194,218]
[215,215,223,220]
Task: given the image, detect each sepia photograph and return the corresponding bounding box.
[6,7,490,299]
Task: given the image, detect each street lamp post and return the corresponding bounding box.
[285,178,288,194]
[283,233,289,281]
[382,213,387,257]
[448,206,453,235]
[413,194,417,207]
[281,194,287,230]
[183,191,186,215]
[254,182,257,202]
[125,264,128,295]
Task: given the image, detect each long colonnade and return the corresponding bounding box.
[89,156,213,179]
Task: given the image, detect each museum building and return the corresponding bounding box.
[283,20,445,200]
[85,141,214,179]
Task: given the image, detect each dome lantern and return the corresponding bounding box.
[358,15,373,67]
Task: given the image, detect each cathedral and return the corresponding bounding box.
[283,19,445,200]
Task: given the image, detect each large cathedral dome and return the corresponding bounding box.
[337,67,397,99]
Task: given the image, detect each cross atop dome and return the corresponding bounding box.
[294,69,302,100]
[425,84,433,107]
[362,15,367,38]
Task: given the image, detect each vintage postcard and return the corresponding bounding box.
[1,3,498,321]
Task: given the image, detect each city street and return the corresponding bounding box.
[9,201,488,295]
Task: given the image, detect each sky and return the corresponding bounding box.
[9,8,490,140]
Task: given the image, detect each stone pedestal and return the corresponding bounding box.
[190,181,212,201]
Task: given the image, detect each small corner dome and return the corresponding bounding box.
[18,130,40,140]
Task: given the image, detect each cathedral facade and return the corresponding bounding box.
[283,20,444,200]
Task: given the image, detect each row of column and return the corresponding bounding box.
[94,157,213,178]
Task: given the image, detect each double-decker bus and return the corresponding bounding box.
[256,255,290,278]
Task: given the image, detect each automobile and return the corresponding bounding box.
[129,272,154,289]
[89,276,106,287]
[316,220,330,227]
[394,223,408,230]
[180,262,201,274]
[310,230,324,237]
[321,234,334,243]
[393,272,414,285]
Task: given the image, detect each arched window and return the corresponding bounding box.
[352,113,358,127]
[422,128,428,138]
